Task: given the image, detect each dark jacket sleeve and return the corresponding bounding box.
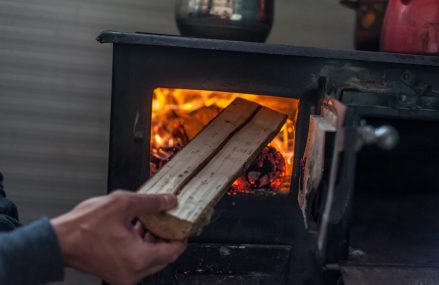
[0,173,21,232]
[0,218,65,285]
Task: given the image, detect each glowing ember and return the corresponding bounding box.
[230,146,286,195]
[150,88,299,195]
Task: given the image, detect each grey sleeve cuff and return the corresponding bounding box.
[0,218,65,285]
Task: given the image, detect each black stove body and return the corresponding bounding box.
[98,31,439,285]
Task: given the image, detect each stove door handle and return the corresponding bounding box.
[358,124,399,150]
[341,124,399,151]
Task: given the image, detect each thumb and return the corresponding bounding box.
[125,193,177,216]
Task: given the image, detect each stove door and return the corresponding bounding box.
[299,96,361,265]
[298,96,352,261]
[298,104,338,232]
[300,95,401,269]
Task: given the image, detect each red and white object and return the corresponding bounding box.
[381,0,439,55]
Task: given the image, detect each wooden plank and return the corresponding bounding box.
[139,106,287,240]
[138,98,260,196]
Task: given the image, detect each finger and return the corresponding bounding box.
[144,240,187,265]
[144,232,158,243]
[108,191,178,222]
[133,221,146,238]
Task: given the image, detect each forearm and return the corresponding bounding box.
[0,218,65,285]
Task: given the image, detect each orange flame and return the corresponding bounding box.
[150,88,299,194]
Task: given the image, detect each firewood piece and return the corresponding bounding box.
[138,98,260,196]
[139,106,287,240]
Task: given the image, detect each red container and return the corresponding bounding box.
[381,0,439,55]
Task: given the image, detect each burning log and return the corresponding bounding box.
[150,106,221,174]
[138,98,287,240]
[150,114,188,175]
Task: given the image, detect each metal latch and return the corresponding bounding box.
[342,121,399,152]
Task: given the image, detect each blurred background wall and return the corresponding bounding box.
[0,0,354,284]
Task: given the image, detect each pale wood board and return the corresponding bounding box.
[138,98,259,196]
[172,107,288,223]
[140,104,287,240]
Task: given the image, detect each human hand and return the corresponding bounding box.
[51,190,187,285]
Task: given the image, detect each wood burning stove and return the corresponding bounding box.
[97,31,439,285]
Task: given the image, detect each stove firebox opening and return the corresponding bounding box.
[149,88,299,196]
